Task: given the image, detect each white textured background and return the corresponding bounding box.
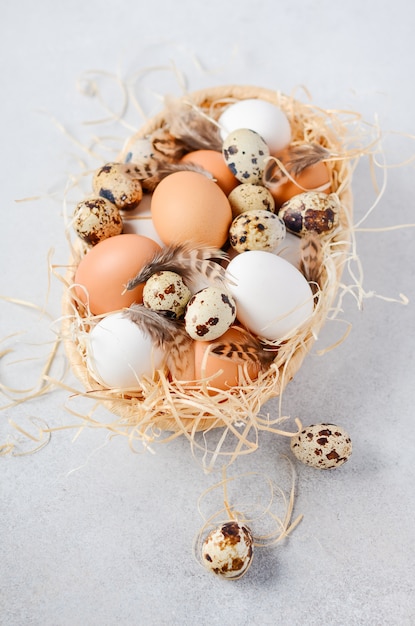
[1,1,414,624]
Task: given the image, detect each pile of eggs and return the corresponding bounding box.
[71,97,340,391]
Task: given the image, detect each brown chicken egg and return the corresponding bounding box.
[151,171,232,248]
[74,233,161,315]
[180,150,239,195]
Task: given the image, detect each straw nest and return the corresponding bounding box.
[61,84,354,449]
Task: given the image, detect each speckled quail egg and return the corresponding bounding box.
[228,183,275,217]
[184,286,236,341]
[122,136,160,179]
[290,423,352,469]
[278,192,340,236]
[73,196,123,245]
[92,162,143,211]
[222,129,270,184]
[229,209,286,253]
[143,271,192,318]
[202,521,254,579]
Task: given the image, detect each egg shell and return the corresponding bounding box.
[268,151,331,208]
[180,150,239,195]
[228,183,275,217]
[184,287,236,341]
[278,191,339,236]
[222,129,270,184]
[73,197,123,245]
[219,98,291,153]
[74,233,162,315]
[290,423,352,469]
[92,162,143,211]
[202,521,254,579]
[151,171,232,248]
[143,270,192,318]
[193,326,260,393]
[225,250,314,341]
[229,209,286,253]
[86,312,164,388]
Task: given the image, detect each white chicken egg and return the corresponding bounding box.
[86,312,164,388]
[219,98,291,154]
[225,250,314,341]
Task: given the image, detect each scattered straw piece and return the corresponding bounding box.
[193,458,303,575]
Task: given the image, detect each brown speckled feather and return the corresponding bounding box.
[164,96,222,152]
[210,326,278,371]
[125,243,229,292]
[299,233,324,294]
[124,304,192,378]
[140,161,214,192]
[263,143,330,187]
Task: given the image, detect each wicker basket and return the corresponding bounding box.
[61,84,353,445]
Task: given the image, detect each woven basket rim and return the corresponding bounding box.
[61,83,354,438]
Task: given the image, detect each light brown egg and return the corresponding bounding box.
[180,150,239,196]
[151,171,232,248]
[74,233,161,315]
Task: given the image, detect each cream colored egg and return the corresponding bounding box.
[202,521,254,579]
[184,287,236,341]
[122,136,160,179]
[278,192,340,236]
[290,423,352,469]
[92,162,143,211]
[228,183,275,217]
[222,129,270,184]
[229,209,286,253]
[73,196,123,245]
[143,271,192,318]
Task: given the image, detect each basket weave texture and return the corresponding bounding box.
[62,84,353,440]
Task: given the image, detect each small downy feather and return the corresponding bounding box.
[280,143,331,176]
[124,305,192,379]
[164,96,222,152]
[299,233,324,295]
[263,143,330,187]
[151,127,190,161]
[139,161,214,192]
[125,243,229,292]
[210,326,278,372]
